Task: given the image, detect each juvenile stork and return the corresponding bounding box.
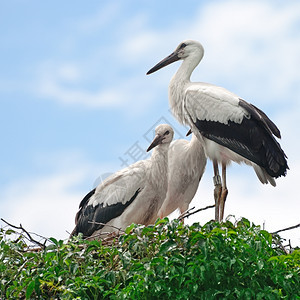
[157,132,206,221]
[147,40,288,222]
[70,124,174,239]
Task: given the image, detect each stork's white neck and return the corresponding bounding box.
[148,145,169,192]
[168,52,203,125]
[175,52,202,81]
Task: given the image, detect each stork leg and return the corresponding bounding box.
[180,203,190,224]
[213,160,222,222]
[219,162,228,222]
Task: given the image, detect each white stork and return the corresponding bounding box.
[70,124,174,239]
[157,132,206,221]
[147,40,288,222]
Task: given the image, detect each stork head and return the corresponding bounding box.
[146,40,204,75]
[147,124,174,152]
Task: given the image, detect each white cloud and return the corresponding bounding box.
[37,77,124,108]
[196,1,300,101]
[0,152,120,241]
[0,171,83,240]
[118,0,300,111]
[31,1,300,116]
[121,31,160,63]
[57,64,81,82]
[34,58,163,116]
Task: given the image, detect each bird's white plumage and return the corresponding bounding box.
[90,162,146,208]
[184,83,248,125]
[147,40,288,221]
[71,124,174,238]
[162,40,276,185]
[169,77,272,184]
[95,160,161,229]
[183,85,276,185]
[158,134,206,219]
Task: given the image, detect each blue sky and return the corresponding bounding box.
[1,0,299,245]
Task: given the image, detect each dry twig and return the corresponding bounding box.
[1,218,48,250]
[177,206,196,220]
[87,220,125,233]
[85,221,125,245]
[177,204,215,221]
[272,223,300,234]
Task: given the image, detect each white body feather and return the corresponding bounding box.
[158,134,207,218]
[168,46,275,186]
[147,40,287,221]
[91,147,168,235]
[72,124,174,239]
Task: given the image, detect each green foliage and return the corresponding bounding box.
[1,218,299,299]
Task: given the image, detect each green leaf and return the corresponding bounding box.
[4,229,16,235]
[125,223,136,234]
[26,280,35,299]
[49,237,58,245]
[159,240,177,255]
[155,218,169,226]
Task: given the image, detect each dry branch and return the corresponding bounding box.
[272,223,300,234]
[177,204,215,221]
[85,221,125,245]
[1,218,48,250]
[87,220,125,233]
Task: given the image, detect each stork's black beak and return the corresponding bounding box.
[146,51,180,75]
[147,134,164,152]
[186,129,192,136]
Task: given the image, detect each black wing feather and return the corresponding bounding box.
[71,188,141,238]
[239,99,281,138]
[194,110,288,178]
[74,188,96,224]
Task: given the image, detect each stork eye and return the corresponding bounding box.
[179,43,187,49]
[164,130,170,135]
